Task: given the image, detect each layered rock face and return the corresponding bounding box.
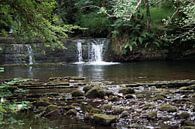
[0,38,110,64]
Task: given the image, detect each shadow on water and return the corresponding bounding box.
[1,61,195,83]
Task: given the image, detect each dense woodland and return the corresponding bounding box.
[0,0,194,55]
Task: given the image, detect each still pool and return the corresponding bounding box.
[1,61,195,83]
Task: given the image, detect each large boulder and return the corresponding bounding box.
[85,87,105,99]
[71,89,84,97]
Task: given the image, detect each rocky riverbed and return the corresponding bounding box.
[3,77,195,129]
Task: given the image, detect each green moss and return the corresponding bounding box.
[147,111,157,119]
[93,114,117,125]
[119,88,135,95]
[85,87,105,99]
[159,104,177,112]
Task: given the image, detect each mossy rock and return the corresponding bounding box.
[112,106,125,115]
[180,85,195,90]
[102,104,113,110]
[178,112,190,119]
[93,114,117,126]
[182,120,195,126]
[119,88,135,95]
[108,96,120,101]
[191,94,195,103]
[89,107,101,114]
[159,104,177,112]
[147,111,157,120]
[71,89,84,97]
[152,94,166,100]
[64,105,76,111]
[65,109,77,116]
[182,126,195,129]
[85,87,105,99]
[45,105,59,112]
[83,86,93,93]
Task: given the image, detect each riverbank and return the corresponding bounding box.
[1,77,195,129]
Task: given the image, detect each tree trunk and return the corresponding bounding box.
[145,0,152,31]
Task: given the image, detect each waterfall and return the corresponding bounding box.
[74,38,119,65]
[26,44,34,65]
[77,41,83,63]
[90,43,104,62]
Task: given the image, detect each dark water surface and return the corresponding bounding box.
[1,61,195,83]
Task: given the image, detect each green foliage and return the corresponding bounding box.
[77,12,111,36]
[0,78,31,126]
[0,0,79,49]
[162,0,195,43]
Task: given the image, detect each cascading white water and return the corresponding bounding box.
[90,43,104,62]
[74,41,84,64]
[74,38,119,65]
[77,41,83,63]
[26,44,34,65]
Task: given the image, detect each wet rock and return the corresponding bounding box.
[89,107,101,114]
[64,105,76,111]
[143,103,156,110]
[178,112,190,119]
[108,96,120,101]
[46,105,59,112]
[65,109,77,116]
[181,120,195,126]
[112,106,124,115]
[119,88,135,95]
[71,89,84,97]
[83,86,92,93]
[180,85,195,91]
[152,94,166,100]
[147,111,157,120]
[159,104,177,112]
[85,87,105,99]
[191,94,195,103]
[182,126,195,129]
[125,94,135,99]
[92,114,117,126]
[120,111,129,118]
[33,101,50,107]
[102,104,113,110]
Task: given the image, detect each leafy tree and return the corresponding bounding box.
[0,0,79,49]
[163,0,195,43]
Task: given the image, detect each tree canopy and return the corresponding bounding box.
[0,0,79,49]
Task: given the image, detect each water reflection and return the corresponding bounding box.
[77,64,84,77]
[1,61,195,83]
[28,66,33,78]
[89,65,105,81]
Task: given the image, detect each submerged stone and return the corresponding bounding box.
[93,114,117,126]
